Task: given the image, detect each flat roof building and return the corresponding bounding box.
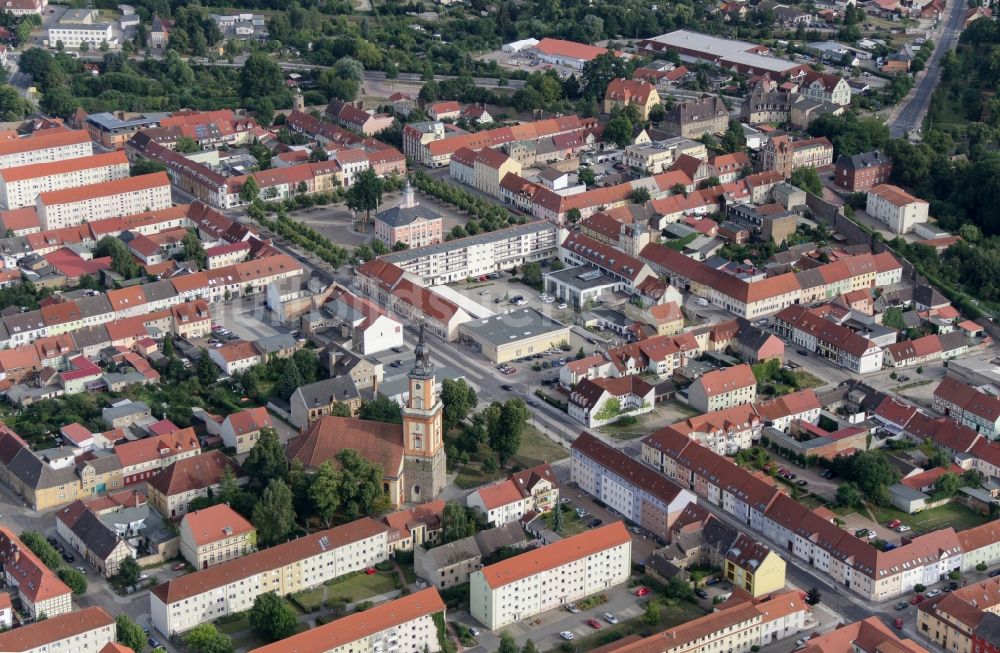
[458,308,571,363]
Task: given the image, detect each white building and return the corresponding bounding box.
[866,184,929,234]
[0,607,114,653]
[150,518,389,635]
[502,38,539,53]
[47,22,117,50]
[0,129,93,169]
[0,151,131,209]
[466,463,559,527]
[36,172,173,230]
[469,521,631,629]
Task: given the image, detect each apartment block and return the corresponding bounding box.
[466,463,559,527]
[37,172,173,230]
[0,151,130,209]
[0,130,94,169]
[834,151,892,192]
[0,607,114,653]
[248,589,446,653]
[762,135,833,178]
[866,184,929,234]
[917,577,1000,653]
[179,504,256,570]
[687,363,757,413]
[150,517,389,635]
[469,521,631,629]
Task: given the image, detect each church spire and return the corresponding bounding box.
[410,323,433,379]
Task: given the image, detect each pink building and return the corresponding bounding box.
[374,183,443,249]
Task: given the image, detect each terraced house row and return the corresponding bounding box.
[634,425,1000,601]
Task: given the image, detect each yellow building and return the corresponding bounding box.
[724,533,786,598]
[604,78,661,120]
[5,447,124,511]
[179,504,256,570]
[474,148,521,199]
[457,308,571,364]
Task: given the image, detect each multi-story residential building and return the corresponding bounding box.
[624,137,707,174]
[469,522,632,629]
[568,376,656,427]
[604,78,661,120]
[204,242,250,270]
[147,450,245,519]
[0,129,93,169]
[773,305,883,373]
[3,445,124,511]
[179,504,256,570]
[724,533,787,597]
[932,376,1000,439]
[150,517,389,635]
[378,221,560,286]
[219,406,273,455]
[326,99,395,137]
[47,21,116,50]
[170,299,212,339]
[798,617,930,653]
[762,135,833,178]
[209,340,264,375]
[115,427,201,485]
[585,590,808,653]
[560,231,657,292]
[0,526,73,618]
[866,184,929,234]
[571,432,697,541]
[916,577,1000,653]
[883,332,969,368]
[466,463,559,527]
[36,172,173,230]
[663,96,729,139]
[374,182,443,249]
[0,607,115,653]
[0,151,130,210]
[247,589,447,653]
[55,490,141,578]
[687,363,757,413]
[801,70,852,106]
[834,151,892,191]
[741,91,793,125]
[86,112,162,149]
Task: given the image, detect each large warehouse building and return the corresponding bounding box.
[458,308,571,363]
[637,30,808,78]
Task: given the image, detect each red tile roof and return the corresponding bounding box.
[0,151,127,182]
[114,428,200,468]
[38,172,169,206]
[0,607,113,653]
[182,504,254,547]
[0,129,91,158]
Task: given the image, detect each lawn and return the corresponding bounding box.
[566,599,705,653]
[543,505,588,536]
[290,586,326,612]
[453,424,568,489]
[323,571,399,602]
[215,614,250,634]
[869,502,991,533]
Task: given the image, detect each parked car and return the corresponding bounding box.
[894,602,909,611]
[391,346,406,353]
[148,638,162,649]
[603,613,619,624]
[925,589,942,598]
[501,384,513,391]
[61,552,74,563]
[172,562,187,571]
[695,589,709,599]
[887,519,902,529]
[588,519,603,528]
[897,525,911,532]
[634,587,650,597]
[893,618,903,630]
[991,569,1000,578]
[566,604,580,613]
[586,618,602,629]
[947,581,959,591]
[527,399,540,408]
[364,567,377,575]
[796,479,808,486]
[557,303,567,309]
[797,349,810,356]
[855,529,869,538]
[559,631,575,641]
[910,594,924,604]
[46,536,57,545]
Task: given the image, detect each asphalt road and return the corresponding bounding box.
[888,0,967,138]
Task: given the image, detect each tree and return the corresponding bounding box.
[486,399,530,466]
[882,307,907,331]
[336,449,389,519]
[604,113,634,148]
[522,640,539,653]
[310,460,341,528]
[962,469,983,488]
[330,401,352,417]
[174,136,200,153]
[552,504,565,533]
[185,624,234,653]
[253,479,296,545]
[359,394,403,424]
[934,472,962,497]
[57,567,87,595]
[275,357,303,401]
[94,235,139,279]
[162,336,175,358]
[346,167,384,230]
[250,592,298,642]
[116,614,147,653]
[790,166,823,196]
[442,378,478,430]
[442,501,476,543]
[392,241,409,251]
[116,555,141,587]
[240,52,284,101]
[240,176,260,204]
[649,103,667,124]
[836,482,862,508]
[629,188,651,204]
[806,587,821,606]
[566,208,582,224]
[521,261,543,287]
[581,52,630,97]
[643,600,660,626]
[244,428,287,485]
[197,348,218,385]
[182,232,207,268]
[720,120,747,153]
[19,531,62,569]
[498,633,519,653]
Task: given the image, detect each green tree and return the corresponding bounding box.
[250,592,298,642]
[806,587,821,606]
[552,504,565,533]
[577,167,596,186]
[629,188,651,204]
[197,348,219,385]
[336,449,389,519]
[442,378,478,430]
[789,167,823,196]
[182,231,207,268]
[486,399,530,466]
[19,531,62,569]
[275,357,303,402]
[604,113,634,148]
[330,401,352,417]
[359,394,403,424]
[185,624,234,653]
[310,460,341,528]
[720,120,747,153]
[244,428,287,484]
[582,52,630,97]
[240,176,260,204]
[116,614,147,653]
[882,307,907,331]
[962,469,983,488]
[57,567,87,594]
[643,600,660,626]
[253,479,296,545]
[498,633,518,653]
[649,103,667,124]
[522,640,540,653]
[94,235,140,278]
[174,136,200,153]
[345,167,384,230]
[521,261,543,287]
[442,501,476,543]
[934,472,962,497]
[240,52,284,101]
[116,555,141,587]
[162,336,175,358]
[593,397,621,422]
[836,482,862,508]
[566,208,582,224]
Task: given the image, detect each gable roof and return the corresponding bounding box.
[181,504,255,547]
[286,415,404,478]
[147,450,244,496]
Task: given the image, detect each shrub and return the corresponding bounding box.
[976,562,988,572]
[914,584,926,593]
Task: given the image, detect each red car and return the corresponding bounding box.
[910,594,924,604]
[893,618,904,630]
[887,519,902,529]
[586,618,602,630]
[172,562,187,571]
[634,587,650,597]
[365,567,377,575]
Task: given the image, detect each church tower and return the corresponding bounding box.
[401,324,447,502]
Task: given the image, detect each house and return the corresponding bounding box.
[866,184,929,234]
[0,525,72,619]
[427,101,461,121]
[0,608,116,653]
[466,463,559,527]
[645,301,685,336]
[461,104,493,125]
[54,489,144,577]
[219,406,273,455]
[115,427,201,485]
[170,299,211,339]
[687,363,757,413]
[917,577,1000,653]
[288,375,363,429]
[604,79,661,120]
[663,96,729,139]
[835,151,892,192]
[723,532,787,597]
[801,70,852,106]
[731,322,785,364]
[209,340,264,376]
[762,135,834,178]
[413,522,529,590]
[147,450,245,519]
[933,376,1000,439]
[382,500,445,553]
[568,376,655,427]
[326,100,395,137]
[179,504,255,570]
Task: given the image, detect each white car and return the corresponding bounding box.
[898,525,911,532]
[559,631,575,641]
[557,303,567,309]
[603,612,619,624]
[925,589,942,598]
